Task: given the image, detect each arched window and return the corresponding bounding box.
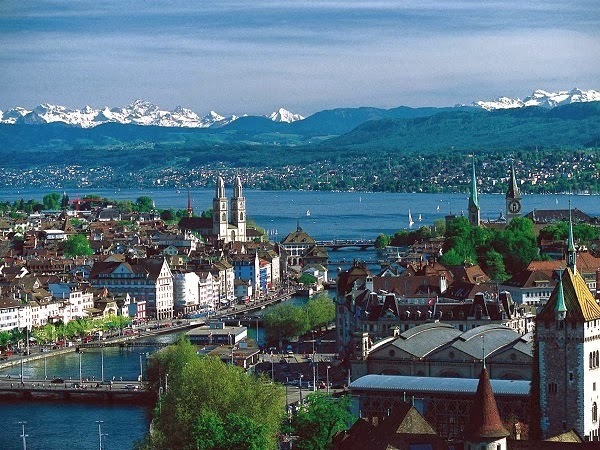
[591,352,594,369]
[593,402,598,422]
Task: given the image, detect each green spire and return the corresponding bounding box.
[555,269,567,321]
[470,157,479,208]
[567,200,576,273]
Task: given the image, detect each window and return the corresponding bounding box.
[593,403,598,422]
[548,382,558,395]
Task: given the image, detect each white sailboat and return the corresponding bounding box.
[408,210,414,227]
[418,213,422,222]
[306,210,311,217]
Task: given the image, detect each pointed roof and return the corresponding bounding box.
[506,163,521,200]
[469,158,479,208]
[464,367,510,440]
[537,268,600,322]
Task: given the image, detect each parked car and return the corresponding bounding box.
[51,378,64,384]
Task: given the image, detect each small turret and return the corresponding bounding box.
[468,157,481,227]
[554,270,567,322]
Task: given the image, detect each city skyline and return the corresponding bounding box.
[2,0,599,115]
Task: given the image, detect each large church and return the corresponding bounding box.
[212,176,247,244]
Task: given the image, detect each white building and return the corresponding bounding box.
[173,271,200,314]
[0,297,32,332]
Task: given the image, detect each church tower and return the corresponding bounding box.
[231,176,247,242]
[468,157,481,226]
[506,163,522,223]
[536,215,600,441]
[213,176,229,243]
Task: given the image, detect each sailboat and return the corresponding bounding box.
[418,214,422,222]
[306,210,311,217]
[436,205,440,211]
[408,210,414,227]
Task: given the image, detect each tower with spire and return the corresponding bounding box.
[505,163,522,223]
[213,176,229,241]
[535,209,600,440]
[186,189,193,218]
[468,157,481,227]
[566,201,577,273]
[230,176,247,243]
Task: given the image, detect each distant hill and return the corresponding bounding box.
[323,102,600,152]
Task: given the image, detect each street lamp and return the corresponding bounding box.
[139,352,144,382]
[101,347,104,383]
[326,365,331,394]
[44,354,47,381]
[95,420,104,450]
[165,373,169,393]
[79,350,83,385]
[298,374,304,404]
[18,421,27,450]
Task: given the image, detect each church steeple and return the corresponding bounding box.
[468,157,480,226]
[567,201,576,273]
[554,270,567,321]
[186,189,193,218]
[506,162,522,223]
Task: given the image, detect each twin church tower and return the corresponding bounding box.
[212,176,247,244]
[468,159,522,226]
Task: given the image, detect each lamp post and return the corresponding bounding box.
[101,347,104,383]
[326,365,331,394]
[271,352,275,381]
[298,374,304,404]
[165,373,169,393]
[139,352,144,382]
[79,350,83,385]
[312,358,316,392]
[44,354,47,381]
[20,354,24,384]
[18,421,27,450]
[95,420,103,450]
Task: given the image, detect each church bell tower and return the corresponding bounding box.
[468,157,481,227]
[506,163,522,223]
[213,176,229,242]
[231,176,247,242]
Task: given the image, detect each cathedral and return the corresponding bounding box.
[212,176,247,244]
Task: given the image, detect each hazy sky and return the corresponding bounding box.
[1,0,599,115]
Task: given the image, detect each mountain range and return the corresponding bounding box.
[1,88,597,129]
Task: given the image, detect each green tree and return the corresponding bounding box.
[374,233,391,249]
[304,295,335,331]
[140,338,285,450]
[42,192,62,210]
[64,234,93,257]
[61,193,70,209]
[298,273,318,286]
[262,303,309,346]
[200,208,213,219]
[289,393,356,450]
[0,330,11,348]
[135,196,155,212]
[482,250,508,281]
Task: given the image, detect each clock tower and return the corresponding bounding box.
[506,163,522,223]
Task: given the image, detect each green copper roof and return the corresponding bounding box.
[469,158,478,208]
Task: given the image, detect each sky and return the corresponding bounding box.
[1,0,599,116]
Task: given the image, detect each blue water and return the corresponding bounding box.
[1,188,598,242]
[0,403,149,450]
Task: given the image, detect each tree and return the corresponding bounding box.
[140,338,285,450]
[135,196,155,212]
[289,393,356,450]
[200,208,213,219]
[262,303,309,346]
[160,209,174,221]
[483,250,508,281]
[64,234,93,257]
[42,192,62,210]
[374,233,391,249]
[298,273,318,286]
[304,295,335,331]
[61,193,70,209]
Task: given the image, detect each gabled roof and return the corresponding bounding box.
[280,226,316,245]
[537,268,600,322]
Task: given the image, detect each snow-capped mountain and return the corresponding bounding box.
[0,100,302,128]
[471,88,600,111]
[267,108,305,123]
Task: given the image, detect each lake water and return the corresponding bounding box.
[1,188,598,242]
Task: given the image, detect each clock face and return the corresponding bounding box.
[508,200,522,214]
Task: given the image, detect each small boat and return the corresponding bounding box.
[418,214,422,222]
[408,210,414,227]
[306,210,311,217]
[436,205,440,211]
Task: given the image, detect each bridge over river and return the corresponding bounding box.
[315,239,375,250]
